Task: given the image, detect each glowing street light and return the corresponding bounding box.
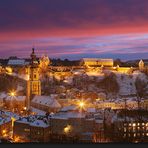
[78,100,86,111]
[9,90,16,97]
[79,102,85,108]
[23,107,27,110]
[2,130,6,135]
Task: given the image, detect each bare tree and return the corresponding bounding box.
[135,77,147,110]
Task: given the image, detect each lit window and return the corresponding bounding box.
[124,128,126,132]
[24,129,30,132]
[142,123,145,126]
[146,133,148,136]
[137,123,140,126]
[134,133,136,137]
[133,123,136,127]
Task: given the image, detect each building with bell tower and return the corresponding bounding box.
[139,59,144,71]
[29,48,41,96]
[26,48,41,110]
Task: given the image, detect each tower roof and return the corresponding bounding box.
[30,48,39,67]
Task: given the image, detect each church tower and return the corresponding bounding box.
[139,59,144,71]
[26,48,41,110]
[29,48,41,96]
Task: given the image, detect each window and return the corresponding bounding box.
[24,129,30,132]
[33,84,38,92]
[124,128,126,132]
[34,74,37,79]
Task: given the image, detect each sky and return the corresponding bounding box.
[0,0,148,60]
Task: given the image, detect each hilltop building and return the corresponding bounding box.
[139,59,144,71]
[80,58,113,67]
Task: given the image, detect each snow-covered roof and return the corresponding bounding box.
[60,105,78,112]
[31,107,46,115]
[95,119,103,124]
[52,111,86,119]
[32,95,61,108]
[16,116,49,128]
[8,59,26,66]
[30,119,49,128]
[0,116,11,125]
[5,96,26,101]
[0,93,7,99]
[86,108,96,113]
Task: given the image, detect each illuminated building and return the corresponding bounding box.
[80,58,114,67]
[26,48,41,110]
[139,59,144,71]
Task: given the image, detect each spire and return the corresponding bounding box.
[32,47,35,54]
[30,48,38,67]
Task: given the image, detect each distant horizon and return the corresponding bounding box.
[0,51,147,62]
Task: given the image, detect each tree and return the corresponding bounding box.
[99,73,119,99]
[114,59,122,66]
[135,77,147,110]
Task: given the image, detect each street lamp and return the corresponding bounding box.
[79,102,85,108]
[8,90,16,112]
[9,90,16,97]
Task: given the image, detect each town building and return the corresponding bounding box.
[13,115,50,142]
[80,58,114,67]
[31,95,61,113]
[26,48,41,110]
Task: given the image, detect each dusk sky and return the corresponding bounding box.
[0,0,148,60]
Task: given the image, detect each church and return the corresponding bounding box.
[26,48,61,112]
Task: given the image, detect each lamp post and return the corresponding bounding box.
[78,100,85,113]
[9,90,16,112]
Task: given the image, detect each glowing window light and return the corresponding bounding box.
[2,130,6,134]
[133,123,136,127]
[64,125,71,134]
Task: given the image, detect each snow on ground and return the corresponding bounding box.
[52,111,86,119]
[115,73,136,96]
